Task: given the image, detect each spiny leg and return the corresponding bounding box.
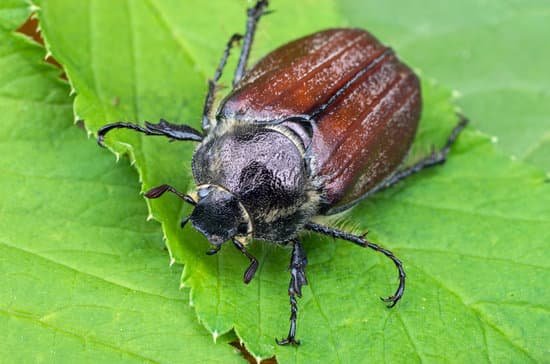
[367,116,469,197]
[233,0,270,87]
[97,119,203,146]
[305,222,404,307]
[276,239,308,346]
[232,239,259,284]
[202,33,243,131]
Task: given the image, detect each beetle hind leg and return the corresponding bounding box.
[368,115,469,196]
[276,238,307,346]
[304,222,406,308]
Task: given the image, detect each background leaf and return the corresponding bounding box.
[0,3,241,362]
[27,0,550,362]
[339,0,550,173]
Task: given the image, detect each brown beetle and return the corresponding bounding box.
[97,0,467,345]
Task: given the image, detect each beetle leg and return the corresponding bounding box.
[232,239,259,284]
[367,116,469,196]
[97,119,203,146]
[202,33,243,132]
[276,238,307,346]
[233,0,270,87]
[304,222,405,308]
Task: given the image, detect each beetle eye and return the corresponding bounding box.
[238,223,249,235]
[198,188,210,199]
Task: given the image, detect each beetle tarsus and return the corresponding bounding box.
[277,239,307,346]
[304,222,406,307]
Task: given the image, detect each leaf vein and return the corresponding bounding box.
[0,240,184,303]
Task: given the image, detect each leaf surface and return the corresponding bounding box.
[0,3,241,362]
[34,0,550,362]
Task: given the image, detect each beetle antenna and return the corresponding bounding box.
[144,184,196,206]
[232,238,259,284]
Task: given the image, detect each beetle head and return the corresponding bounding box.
[189,184,252,253]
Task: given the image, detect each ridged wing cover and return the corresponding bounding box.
[218,28,421,214]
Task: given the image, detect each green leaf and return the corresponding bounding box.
[34,0,549,362]
[338,0,550,173]
[0,0,30,30]
[0,7,242,363]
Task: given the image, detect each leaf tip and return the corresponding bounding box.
[169,257,176,267]
[212,330,219,343]
[146,213,154,221]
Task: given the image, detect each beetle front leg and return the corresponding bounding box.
[305,222,405,307]
[97,119,203,146]
[276,238,308,346]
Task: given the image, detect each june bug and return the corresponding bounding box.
[97,0,467,345]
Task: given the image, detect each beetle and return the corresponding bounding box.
[97,0,467,345]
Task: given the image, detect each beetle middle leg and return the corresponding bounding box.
[367,116,469,196]
[304,222,405,307]
[276,238,308,346]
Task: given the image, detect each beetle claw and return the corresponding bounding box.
[380,295,399,308]
[276,337,301,346]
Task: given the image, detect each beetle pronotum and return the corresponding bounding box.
[98,0,467,345]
